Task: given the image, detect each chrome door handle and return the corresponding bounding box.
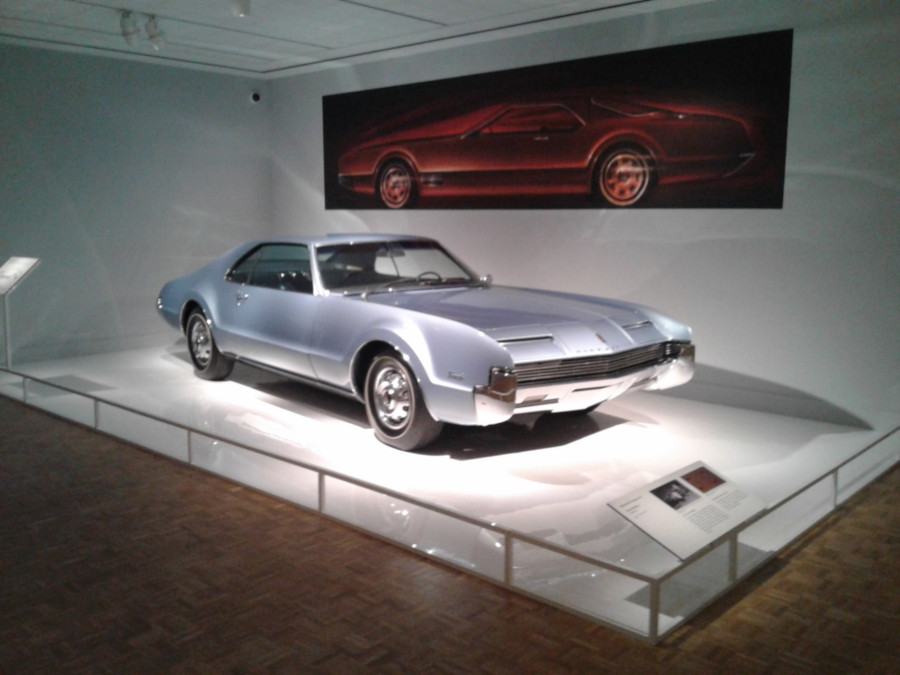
[236,292,249,305]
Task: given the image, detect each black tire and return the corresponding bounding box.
[185,310,234,380]
[364,352,443,450]
[596,146,652,207]
[377,160,417,209]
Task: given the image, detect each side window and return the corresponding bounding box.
[227,244,312,294]
[482,105,582,135]
[226,248,261,284]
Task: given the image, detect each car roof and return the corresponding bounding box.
[245,233,436,248]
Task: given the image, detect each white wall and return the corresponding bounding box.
[0,47,271,361]
[1,0,897,427]
[268,0,900,424]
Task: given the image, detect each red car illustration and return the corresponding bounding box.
[337,90,761,208]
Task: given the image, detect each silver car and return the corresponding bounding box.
[157,234,694,450]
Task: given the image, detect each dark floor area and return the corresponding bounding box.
[1,396,897,673]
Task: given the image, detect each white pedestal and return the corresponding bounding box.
[3,345,897,641]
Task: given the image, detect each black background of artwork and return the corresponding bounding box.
[323,30,792,209]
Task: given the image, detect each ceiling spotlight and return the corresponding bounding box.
[120,10,138,46]
[229,0,251,18]
[145,15,165,50]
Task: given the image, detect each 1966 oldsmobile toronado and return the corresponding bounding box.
[157,234,694,450]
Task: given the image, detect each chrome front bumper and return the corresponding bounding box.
[514,344,695,414]
[472,344,695,424]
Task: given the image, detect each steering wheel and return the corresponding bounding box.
[416,271,442,283]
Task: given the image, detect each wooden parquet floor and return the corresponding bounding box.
[0,396,897,674]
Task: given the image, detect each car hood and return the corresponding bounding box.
[365,285,683,361]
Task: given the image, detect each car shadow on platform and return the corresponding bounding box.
[661,364,873,429]
[171,349,640,456]
[168,349,370,427]
[424,410,630,460]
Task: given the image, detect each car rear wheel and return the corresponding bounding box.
[186,310,234,380]
[377,160,417,209]
[365,353,443,450]
[597,146,652,206]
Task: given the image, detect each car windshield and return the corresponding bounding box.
[316,240,476,293]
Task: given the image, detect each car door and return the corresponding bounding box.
[217,243,319,378]
[448,104,587,193]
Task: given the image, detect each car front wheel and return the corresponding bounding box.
[377,160,417,209]
[597,146,652,207]
[186,310,234,380]
[365,353,443,450]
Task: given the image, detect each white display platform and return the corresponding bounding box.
[2,345,897,642]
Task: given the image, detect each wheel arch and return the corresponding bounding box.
[179,299,206,332]
[590,132,662,177]
[346,313,513,427]
[351,340,398,399]
[375,149,420,176]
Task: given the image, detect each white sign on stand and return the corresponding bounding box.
[0,257,40,296]
[1,256,41,367]
[609,461,766,560]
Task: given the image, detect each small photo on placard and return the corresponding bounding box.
[650,480,699,511]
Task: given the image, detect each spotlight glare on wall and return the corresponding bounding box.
[119,10,138,46]
[145,15,165,50]
[229,0,251,18]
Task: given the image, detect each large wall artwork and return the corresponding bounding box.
[323,30,792,210]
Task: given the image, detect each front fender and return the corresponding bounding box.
[376,319,514,426]
[311,298,513,426]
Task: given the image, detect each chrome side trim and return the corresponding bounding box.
[497,335,554,345]
[723,151,756,177]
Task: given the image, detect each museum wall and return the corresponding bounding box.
[268,0,899,424]
[0,46,271,361]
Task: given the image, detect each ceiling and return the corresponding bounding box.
[0,0,685,78]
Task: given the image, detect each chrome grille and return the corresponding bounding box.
[515,342,684,385]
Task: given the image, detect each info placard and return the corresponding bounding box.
[609,461,766,560]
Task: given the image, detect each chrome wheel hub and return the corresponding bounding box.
[602,152,649,205]
[373,366,411,430]
[381,167,411,207]
[189,319,212,366]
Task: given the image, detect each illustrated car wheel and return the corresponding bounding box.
[365,353,443,450]
[597,147,652,207]
[377,160,417,209]
[186,310,234,381]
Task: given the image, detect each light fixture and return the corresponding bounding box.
[229,0,251,18]
[145,15,165,50]
[119,10,138,46]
